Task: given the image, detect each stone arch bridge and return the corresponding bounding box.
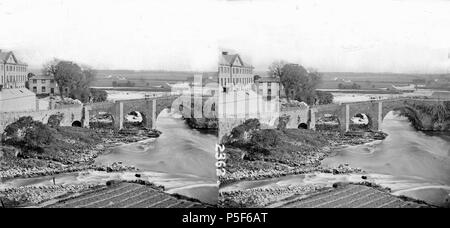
[308,98,449,132]
[86,94,217,130]
[219,97,449,140]
[0,94,218,134]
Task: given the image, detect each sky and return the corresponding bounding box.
[0,0,450,73]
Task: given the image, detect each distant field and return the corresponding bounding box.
[254,71,449,89]
[319,72,449,89]
[91,70,217,87]
[31,68,447,90]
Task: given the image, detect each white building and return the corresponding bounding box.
[0,49,36,112]
[218,52,254,93]
[0,50,28,89]
[28,75,59,95]
[0,88,36,112]
[254,76,281,101]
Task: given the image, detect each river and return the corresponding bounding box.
[1,108,218,205]
[221,112,450,207]
[94,109,218,204]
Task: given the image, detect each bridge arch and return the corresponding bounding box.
[123,110,147,129]
[120,96,180,130]
[313,104,346,132]
[382,106,423,129]
[349,113,372,131]
[89,111,115,129]
[72,120,82,127]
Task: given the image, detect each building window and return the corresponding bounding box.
[33,79,37,83]
[42,86,46,93]
[42,79,46,83]
[32,86,37,92]
[51,88,55,94]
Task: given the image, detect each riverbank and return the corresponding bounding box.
[218,119,388,207]
[0,127,157,180]
[0,126,161,207]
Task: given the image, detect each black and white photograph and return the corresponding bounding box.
[0,0,449,213]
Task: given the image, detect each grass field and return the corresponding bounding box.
[91,70,217,87]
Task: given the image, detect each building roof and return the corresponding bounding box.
[0,50,27,65]
[219,52,253,68]
[255,76,280,83]
[0,88,36,101]
[29,74,55,80]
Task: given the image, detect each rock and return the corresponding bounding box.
[106,180,118,186]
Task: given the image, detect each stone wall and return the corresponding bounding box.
[280,107,310,129]
[0,105,84,133]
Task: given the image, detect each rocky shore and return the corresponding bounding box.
[220,163,364,185]
[219,184,327,208]
[184,117,218,129]
[220,129,382,184]
[0,128,156,181]
[0,184,103,207]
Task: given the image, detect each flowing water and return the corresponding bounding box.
[1,109,218,205]
[95,109,218,203]
[322,112,450,206]
[221,112,450,207]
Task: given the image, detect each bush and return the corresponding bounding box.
[90,88,108,103]
[315,91,334,105]
[47,113,64,128]
[276,115,290,130]
[227,119,261,142]
[2,116,55,153]
[23,122,54,152]
[2,116,35,146]
[250,129,280,148]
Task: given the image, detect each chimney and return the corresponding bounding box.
[222,51,228,55]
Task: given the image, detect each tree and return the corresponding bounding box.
[42,60,96,102]
[279,63,322,104]
[315,91,334,105]
[268,60,287,78]
[1,116,54,152]
[25,72,35,89]
[279,64,303,101]
[90,88,108,102]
